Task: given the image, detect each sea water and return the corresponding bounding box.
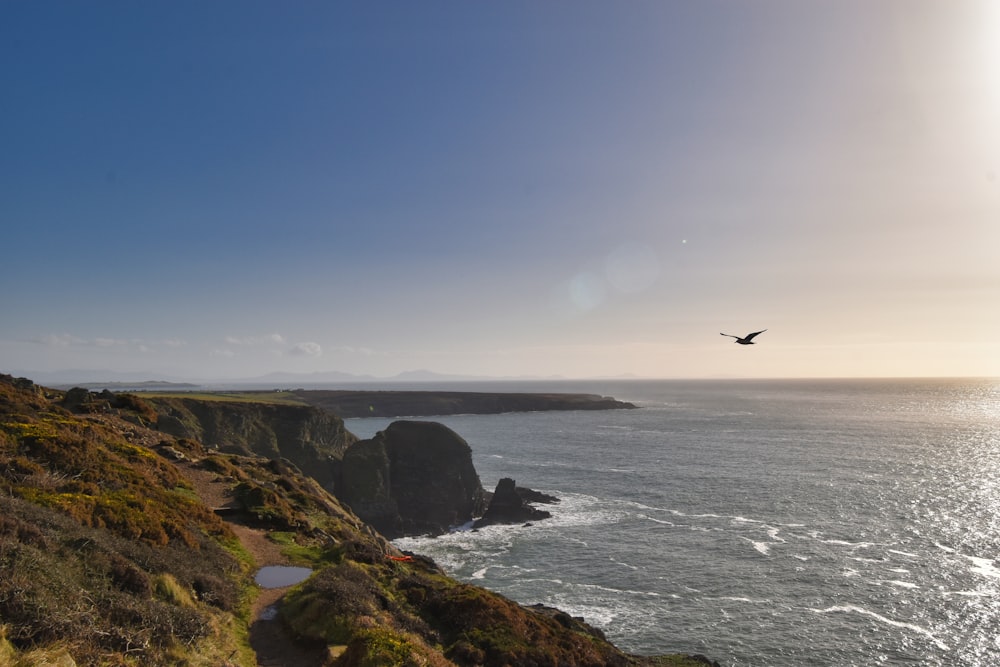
[344,378,1000,666]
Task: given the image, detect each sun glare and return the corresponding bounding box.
[977,1,1000,105]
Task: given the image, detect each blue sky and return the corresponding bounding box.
[3,1,999,381]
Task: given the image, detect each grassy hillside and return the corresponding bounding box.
[0,375,718,667]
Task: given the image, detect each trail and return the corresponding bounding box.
[180,462,327,667]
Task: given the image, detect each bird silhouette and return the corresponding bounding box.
[721,329,767,345]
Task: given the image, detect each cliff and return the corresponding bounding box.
[339,420,488,538]
[294,389,637,418]
[141,395,356,493]
[0,374,717,666]
[134,397,487,536]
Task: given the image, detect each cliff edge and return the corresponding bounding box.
[339,420,488,538]
[0,374,718,666]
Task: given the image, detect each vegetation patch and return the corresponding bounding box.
[141,390,309,406]
[267,530,326,565]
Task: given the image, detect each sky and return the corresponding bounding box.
[2,1,999,382]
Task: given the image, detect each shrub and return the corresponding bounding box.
[112,393,158,423]
[153,573,196,608]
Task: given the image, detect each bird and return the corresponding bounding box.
[721,329,767,345]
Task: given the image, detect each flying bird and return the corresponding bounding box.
[721,329,767,345]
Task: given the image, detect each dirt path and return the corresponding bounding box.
[180,462,327,667]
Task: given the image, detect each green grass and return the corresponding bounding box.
[268,531,326,565]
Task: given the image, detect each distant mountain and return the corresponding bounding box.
[388,369,493,382]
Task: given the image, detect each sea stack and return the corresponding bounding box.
[474,477,556,528]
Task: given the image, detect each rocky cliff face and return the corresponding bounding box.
[339,420,488,538]
[141,399,487,539]
[144,396,356,492]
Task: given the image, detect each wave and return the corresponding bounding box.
[965,555,1000,579]
[809,605,949,651]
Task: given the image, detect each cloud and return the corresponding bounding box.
[94,337,129,347]
[32,333,85,347]
[28,333,187,353]
[224,333,286,346]
[288,341,323,357]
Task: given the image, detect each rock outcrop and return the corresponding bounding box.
[339,420,488,538]
[137,398,494,539]
[474,477,556,528]
[142,396,356,492]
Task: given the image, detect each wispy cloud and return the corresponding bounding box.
[288,341,322,357]
[30,334,184,350]
[32,333,86,347]
[224,333,286,346]
[94,337,130,347]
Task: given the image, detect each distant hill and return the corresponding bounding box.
[294,389,637,418]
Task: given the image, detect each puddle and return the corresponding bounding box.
[254,565,312,589]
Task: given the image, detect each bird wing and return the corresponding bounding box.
[720,333,737,338]
[744,330,767,341]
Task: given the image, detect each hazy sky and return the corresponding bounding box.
[3,1,999,381]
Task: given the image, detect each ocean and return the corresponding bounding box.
[343,378,1000,666]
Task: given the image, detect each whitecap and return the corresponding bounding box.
[638,514,675,526]
[888,549,920,558]
[731,515,764,525]
[570,581,662,598]
[886,580,919,589]
[965,555,1000,579]
[823,539,875,549]
[610,556,639,570]
[809,605,949,651]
